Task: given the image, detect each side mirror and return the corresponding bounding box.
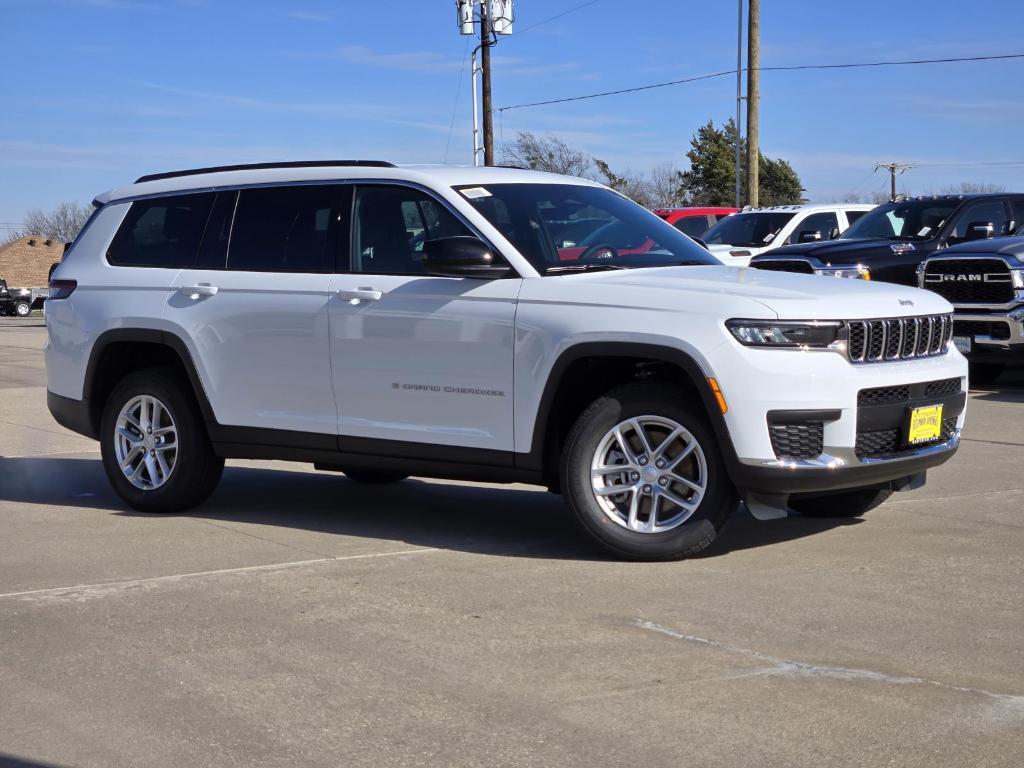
[828,227,841,240]
[692,237,710,250]
[965,221,995,242]
[798,230,823,243]
[423,236,510,278]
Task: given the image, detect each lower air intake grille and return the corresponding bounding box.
[752,259,816,274]
[769,422,824,460]
[954,320,1011,340]
[855,418,958,459]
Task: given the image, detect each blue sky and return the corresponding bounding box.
[1,0,1022,226]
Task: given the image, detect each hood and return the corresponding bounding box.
[763,237,926,264]
[707,244,766,266]
[522,265,953,320]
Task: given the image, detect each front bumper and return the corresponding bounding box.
[952,307,1024,352]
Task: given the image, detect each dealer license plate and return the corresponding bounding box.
[953,336,972,354]
[907,404,944,445]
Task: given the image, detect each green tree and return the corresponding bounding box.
[679,119,804,206]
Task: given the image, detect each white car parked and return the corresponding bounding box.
[705,203,875,266]
[46,162,965,560]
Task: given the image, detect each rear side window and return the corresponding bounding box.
[107,193,215,267]
[845,210,867,226]
[227,186,339,273]
[673,215,711,238]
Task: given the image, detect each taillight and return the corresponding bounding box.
[49,279,77,299]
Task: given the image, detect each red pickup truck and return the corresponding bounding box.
[654,207,739,238]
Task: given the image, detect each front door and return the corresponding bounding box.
[328,184,519,452]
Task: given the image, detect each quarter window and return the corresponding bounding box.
[352,186,471,274]
[107,193,215,268]
[227,186,338,273]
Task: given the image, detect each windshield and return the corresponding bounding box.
[841,199,958,241]
[703,212,795,247]
[455,183,718,273]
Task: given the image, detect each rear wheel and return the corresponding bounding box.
[789,488,892,518]
[14,301,30,317]
[561,382,736,560]
[100,368,224,512]
[969,362,1003,387]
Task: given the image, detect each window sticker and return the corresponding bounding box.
[460,186,492,199]
[918,227,931,236]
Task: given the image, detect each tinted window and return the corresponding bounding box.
[196,191,237,270]
[1009,199,1024,233]
[459,183,716,272]
[842,200,957,241]
[673,215,712,238]
[845,210,867,225]
[787,212,839,244]
[107,193,214,267]
[949,200,1009,243]
[227,186,338,273]
[703,212,796,247]
[352,186,471,274]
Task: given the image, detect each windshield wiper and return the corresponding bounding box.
[544,263,631,274]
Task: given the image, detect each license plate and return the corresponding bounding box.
[953,336,972,354]
[907,404,944,445]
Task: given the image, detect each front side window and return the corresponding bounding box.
[845,210,868,226]
[673,215,712,238]
[841,200,957,241]
[227,186,338,273]
[107,193,215,267]
[352,186,472,274]
[458,183,716,272]
[787,212,839,244]
[703,212,796,248]
[949,200,1009,243]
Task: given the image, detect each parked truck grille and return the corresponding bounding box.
[855,418,958,459]
[953,319,1011,340]
[846,314,952,363]
[768,422,824,460]
[751,259,815,274]
[922,259,1015,303]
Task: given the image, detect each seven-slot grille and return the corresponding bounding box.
[846,315,953,363]
[922,259,1015,304]
[752,259,815,274]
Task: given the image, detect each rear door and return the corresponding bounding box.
[165,185,343,436]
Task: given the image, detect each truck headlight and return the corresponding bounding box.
[726,320,843,348]
[814,265,871,280]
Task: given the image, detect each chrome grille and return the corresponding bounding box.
[846,314,952,363]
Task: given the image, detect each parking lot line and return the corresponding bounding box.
[0,547,440,602]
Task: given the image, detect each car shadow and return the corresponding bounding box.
[0,456,860,561]
[969,370,1024,404]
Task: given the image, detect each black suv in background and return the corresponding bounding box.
[750,194,1024,286]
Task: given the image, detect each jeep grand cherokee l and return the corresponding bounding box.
[46,161,967,560]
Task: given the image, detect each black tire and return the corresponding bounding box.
[789,488,892,518]
[14,301,30,317]
[100,368,224,512]
[560,382,737,561]
[969,362,1003,387]
[342,469,409,484]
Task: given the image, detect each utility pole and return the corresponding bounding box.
[745,0,760,208]
[480,1,494,166]
[875,162,912,201]
[471,49,481,165]
[457,2,512,167]
[734,0,743,208]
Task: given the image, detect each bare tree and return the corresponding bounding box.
[935,181,1007,195]
[20,201,93,244]
[646,162,685,208]
[502,131,593,177]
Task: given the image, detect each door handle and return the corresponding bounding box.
[179,284,219,299]
[337,287,383,303]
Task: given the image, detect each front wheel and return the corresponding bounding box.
[561,383,736,560]
[100,368,224,512]
[789,488,892,518]
[14,301,30,317]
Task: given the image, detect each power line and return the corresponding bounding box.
[508,0,602,38]
[497,51,1024,112]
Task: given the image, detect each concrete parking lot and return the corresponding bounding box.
[1,320,1022,768]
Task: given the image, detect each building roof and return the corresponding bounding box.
[0,235,62,288]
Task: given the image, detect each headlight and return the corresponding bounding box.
[1012,269,1024,290]
[726,319,843,348]
[814,265,871,280]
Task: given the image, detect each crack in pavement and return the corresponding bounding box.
[636,620,1024,716]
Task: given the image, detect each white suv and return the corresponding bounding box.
[704,203,875,266]
[46,161,966,560]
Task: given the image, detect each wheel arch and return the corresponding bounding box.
[517,342,740,484]
[83,329,216,436]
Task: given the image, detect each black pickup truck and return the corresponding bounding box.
[750,194,1024,286]
[0,278,33,317]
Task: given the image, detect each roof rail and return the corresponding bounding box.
[134,160,396,184]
